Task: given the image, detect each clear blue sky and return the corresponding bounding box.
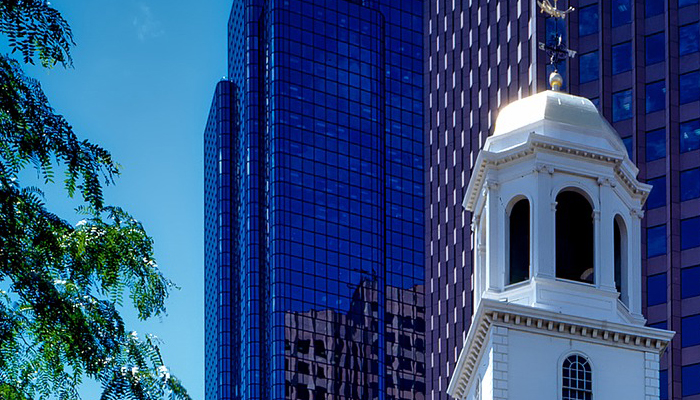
[21,1,232,398]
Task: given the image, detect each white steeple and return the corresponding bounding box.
[465,89,647,325]
[447,90,674,400]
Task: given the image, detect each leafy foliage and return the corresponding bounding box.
[0,0,73,67]
[0,1,191,399]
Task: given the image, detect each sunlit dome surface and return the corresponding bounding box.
[486,90,627,156]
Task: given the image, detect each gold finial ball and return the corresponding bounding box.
[549,71,563,91]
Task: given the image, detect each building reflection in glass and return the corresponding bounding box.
[284,281,425,400]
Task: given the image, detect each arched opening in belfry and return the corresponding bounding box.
[556,190,594,284]
[614,215,629,305]
[508,199,530,285]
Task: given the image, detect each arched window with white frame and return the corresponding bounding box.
[508,198,530,285]
[562,354,592,400]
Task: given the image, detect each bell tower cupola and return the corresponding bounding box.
[447,89,674,400]
[466,89,648,325]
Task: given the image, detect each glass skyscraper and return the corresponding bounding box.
[426,1,700,399]
[205,1,425,399]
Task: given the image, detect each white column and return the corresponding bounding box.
[491,327,509,400]
[473,214,485,307]
[644,352,661,400]
[597,177,617,292]
[629,208,644,316]
[534,163,555,278]
[485,176,504,292]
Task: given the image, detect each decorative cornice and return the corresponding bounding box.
[471,214,480,232]
[484,179,500,190]
[463,135,650,212]
[597,176,616,187]
[534,162,555,175]
[447,299,674,400]
[630,208,645,220]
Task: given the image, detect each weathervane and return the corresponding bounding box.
[537,0,576,90]
[538,0,574,18]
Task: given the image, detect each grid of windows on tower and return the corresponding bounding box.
[207,1,425,400]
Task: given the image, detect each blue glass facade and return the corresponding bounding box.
[206,1,424,400]
[205,81,239,400]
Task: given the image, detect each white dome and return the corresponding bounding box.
[486,90,627,156]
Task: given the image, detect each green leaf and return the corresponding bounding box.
[0,2,190,399]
